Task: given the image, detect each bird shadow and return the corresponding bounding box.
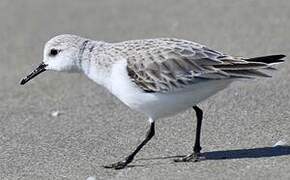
[135,146,290,162]
[102,146,290,170]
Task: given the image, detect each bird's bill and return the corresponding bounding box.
[20,62,47,85]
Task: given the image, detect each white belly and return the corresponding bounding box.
[109,60,232,120]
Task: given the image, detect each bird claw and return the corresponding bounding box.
[174,153,204,162]
[103,160,128,170]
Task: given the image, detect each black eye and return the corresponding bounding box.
[49,49,59,56]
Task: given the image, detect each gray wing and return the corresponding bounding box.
[114,38,280,93]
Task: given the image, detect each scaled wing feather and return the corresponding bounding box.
[109,38,281,93]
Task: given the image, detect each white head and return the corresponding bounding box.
[43,34,87,72]
[20,34,88,85]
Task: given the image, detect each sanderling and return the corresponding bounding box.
[20,34,285,169]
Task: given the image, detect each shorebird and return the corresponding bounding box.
[20,34,285,169]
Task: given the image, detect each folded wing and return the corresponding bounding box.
[121,39,285,93]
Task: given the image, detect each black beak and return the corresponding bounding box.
[20,62,47,85]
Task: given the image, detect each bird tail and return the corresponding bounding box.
[215,54,286,78]
[245,54,285,65]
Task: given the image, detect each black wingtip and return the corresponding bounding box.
[247,54,286,64]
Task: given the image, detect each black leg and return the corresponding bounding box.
[174,105,204,162]
[193,105,203,154]
[104,121,155,169]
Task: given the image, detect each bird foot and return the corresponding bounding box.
[103,160,129,170]
[174,153,205,162]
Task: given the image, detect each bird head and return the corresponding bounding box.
[20,34,88,85]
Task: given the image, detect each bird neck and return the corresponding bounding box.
[80,41,113,90]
